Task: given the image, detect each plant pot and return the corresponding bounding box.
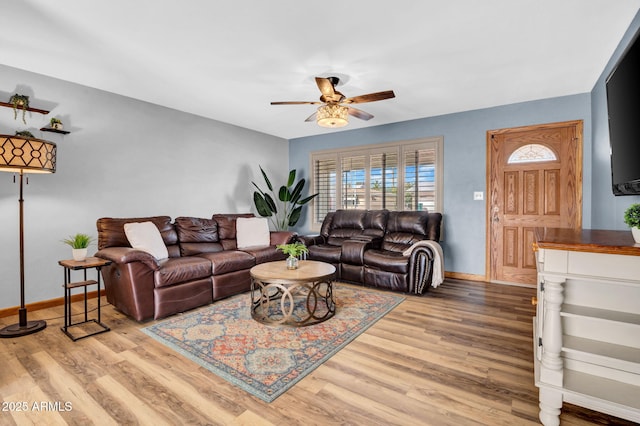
[52,122,63,130]
[632,227,640,244]
[72,248,88,261]
[286,256,299,270]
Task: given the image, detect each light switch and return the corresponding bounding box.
[473,191,484,201]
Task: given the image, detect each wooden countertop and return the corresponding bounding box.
[535,228,640,256]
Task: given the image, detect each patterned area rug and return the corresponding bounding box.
[141,284,404,402]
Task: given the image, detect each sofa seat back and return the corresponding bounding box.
[322,209,389,246]
[154,257,212,288]
[382,211,441,252]
[97,216,181,257]
[175,216,224,256]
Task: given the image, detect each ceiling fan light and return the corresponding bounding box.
[317,105,348,128]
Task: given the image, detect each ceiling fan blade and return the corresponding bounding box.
[271,101,322,105]
[304,112,318,122]
[343,90,395,104]
[348,107,374,121]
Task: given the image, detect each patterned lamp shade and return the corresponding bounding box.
[316,104,349,128]
[0,134,57,173]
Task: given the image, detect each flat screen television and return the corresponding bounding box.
[606,26,640,196]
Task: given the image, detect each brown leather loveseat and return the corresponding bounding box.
[297,209,443,294]
[95,213,294,321]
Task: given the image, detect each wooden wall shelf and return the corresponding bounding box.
[40,127,70,135]
[0,101,50,115]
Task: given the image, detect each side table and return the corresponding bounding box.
[59,256,112,341]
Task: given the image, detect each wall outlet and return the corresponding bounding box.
[473,191,484,201]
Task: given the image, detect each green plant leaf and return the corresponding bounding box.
[264,193,278,214]
[251,181,266,196]
[297,193,319,205]
[253,192,273,217]
[278,185,291,202]
[260,166,273,191]
[289,179,305,205]
[287,169,296,187]
[288,206,303,226]
[624,203,640,228]
[61,233,94,249]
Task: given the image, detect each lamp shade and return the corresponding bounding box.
[0,134,56,174]
[317,105,349,128]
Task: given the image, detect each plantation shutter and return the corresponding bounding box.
[341,155,365,209]
[369,151,399,210]
[403,147,437,211]
[314,157,336,223]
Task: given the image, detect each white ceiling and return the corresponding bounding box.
[2,1,639,140]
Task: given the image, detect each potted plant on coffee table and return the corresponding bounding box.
[624,203,640,244]
[62,233,95,261]
[276,242,309,270]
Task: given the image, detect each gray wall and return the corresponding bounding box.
[289,94,592,277]
[591,10,640,228]
[0,65,288,309]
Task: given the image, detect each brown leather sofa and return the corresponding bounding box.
[95,214,294,321]
[297,209,442,294]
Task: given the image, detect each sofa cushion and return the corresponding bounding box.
[174,216,223,256]
[240,245,287,264]
[154,257,212,288]
[383,211,429,252]
[124,221,169,260]
[236,217,270,248]
[326,209,367,246]
[307,244,343,264]
[363,249,409,274]
[196,250,256,276]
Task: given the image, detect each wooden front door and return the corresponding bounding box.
[487,120,583,285]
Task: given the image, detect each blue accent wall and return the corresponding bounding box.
[591,10,640,228]
[290,95,591,277]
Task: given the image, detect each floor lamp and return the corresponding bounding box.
[0,134,57,338]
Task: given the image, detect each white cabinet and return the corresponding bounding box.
[534,228,640,426]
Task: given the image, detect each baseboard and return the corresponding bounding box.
[445,271,486,282]
[0,289,105,318]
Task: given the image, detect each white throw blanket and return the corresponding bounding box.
[402,240,444,288]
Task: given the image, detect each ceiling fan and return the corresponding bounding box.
[271,77,395,128]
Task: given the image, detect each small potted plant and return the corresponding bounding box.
[624,203,640,244]
[50,117,63,130]
[276,242,309,269]
[14,130,34,138]
[62,233,95,261]
[9,94,30,124]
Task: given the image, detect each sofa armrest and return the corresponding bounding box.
[404,240,445,292]
[349,235,383,250]
[296,234,325,247]
[270,231,296,246]
[341,238,376,265]
[95,247,160,271]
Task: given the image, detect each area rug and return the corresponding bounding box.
[141,284,404,402]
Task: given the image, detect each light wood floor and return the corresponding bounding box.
[0,279,636,425]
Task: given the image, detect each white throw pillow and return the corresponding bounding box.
[124,221,169,260]
[236,217,270,248]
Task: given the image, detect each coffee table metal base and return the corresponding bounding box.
[251,278,335,327]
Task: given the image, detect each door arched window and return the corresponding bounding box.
[507,144,557,164]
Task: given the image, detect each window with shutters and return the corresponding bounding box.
[309,137,443,229]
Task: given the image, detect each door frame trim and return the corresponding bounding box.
[485,120,583,283]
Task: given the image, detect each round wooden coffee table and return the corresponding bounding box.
[250,260,336,327]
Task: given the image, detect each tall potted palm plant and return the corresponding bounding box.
[252,166,318,231]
